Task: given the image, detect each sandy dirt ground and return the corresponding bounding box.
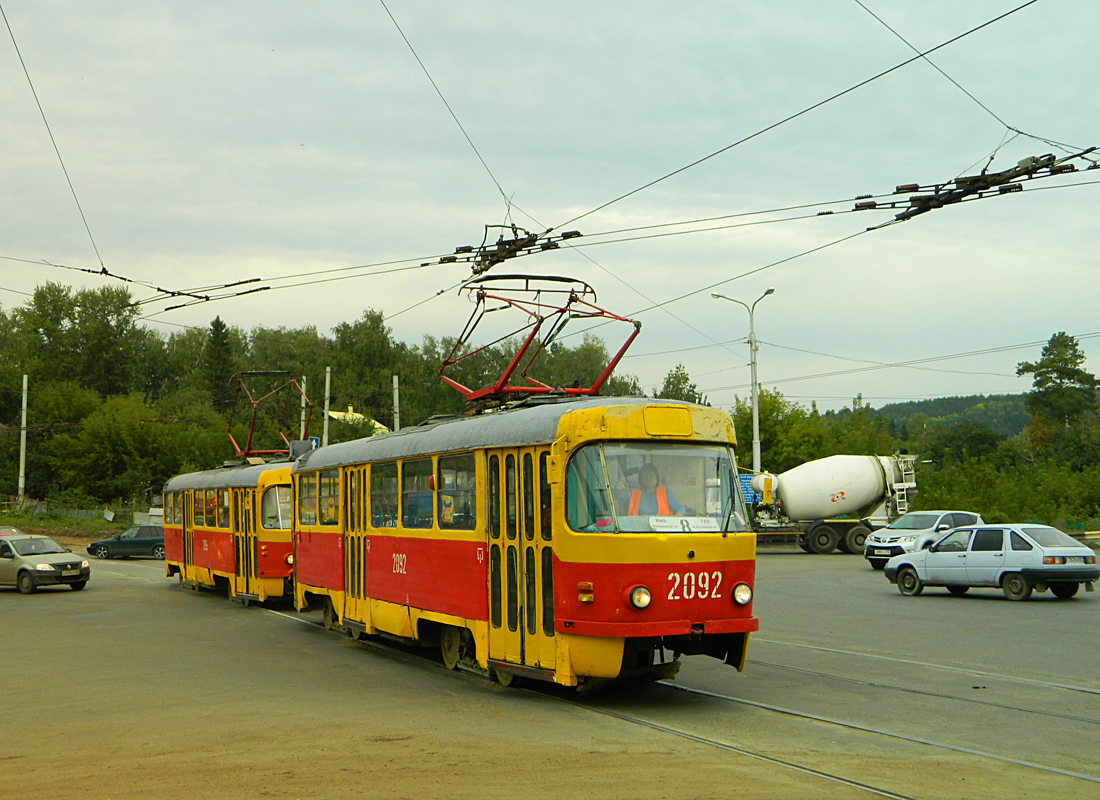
[0,535,858,800]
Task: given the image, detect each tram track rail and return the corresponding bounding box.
[269,605,1100,794]
[747,658,1100,726]
[654,681,1100,787]
[755,638,1100,696]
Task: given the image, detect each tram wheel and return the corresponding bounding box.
[493,668,520,688]
[322,599,339,631]
[440,625,462,670]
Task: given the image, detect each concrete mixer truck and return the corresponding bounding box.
[748,453,918,554]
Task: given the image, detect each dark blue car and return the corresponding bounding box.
[87,525,165,560]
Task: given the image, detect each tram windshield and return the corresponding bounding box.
[565,442,747,533]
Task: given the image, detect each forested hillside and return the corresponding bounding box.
[3,284,1100,530]
[873,394,1029,437]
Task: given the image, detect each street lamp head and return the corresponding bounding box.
[764,287,775,296]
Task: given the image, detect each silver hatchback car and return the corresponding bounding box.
[884,524,1098,601]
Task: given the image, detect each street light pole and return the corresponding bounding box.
[712,288,775,473]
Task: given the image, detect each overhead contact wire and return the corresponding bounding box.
[554,0,1041,231]
[1,3,106,270]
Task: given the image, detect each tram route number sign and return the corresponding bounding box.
[649,516,720,533]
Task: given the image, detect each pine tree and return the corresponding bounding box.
[203,316,237,415]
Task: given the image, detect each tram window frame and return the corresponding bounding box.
[437,453,476,530]
[505,454,517,540]
[541,547,555,636]
[402,458,434,529]
[539,451,552,541]
[525,546,537,635]
[217,489,230,529]
[506,545,519,632]
[192,492,203,527]
[261,485,292,530]
[371,462,399,528]
[488,455,500,539]
[206,490,218,528]
[299,473,318,527]
[319,470,340,527]
[490,544,502,628]
[522,453,534,541]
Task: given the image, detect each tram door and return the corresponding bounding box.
[232,489,255,597]
[182,490,194,574]
[487,448,555,670]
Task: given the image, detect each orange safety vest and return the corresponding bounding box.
[628,487,672,516]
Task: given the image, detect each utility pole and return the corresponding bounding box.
[711,289,775,473]
[322,367,332,446]
[392,374,401,432]
[18,374,28,503]
[299,375,308,440]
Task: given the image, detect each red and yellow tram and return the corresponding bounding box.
[163,462,295,603]
[292,396,757,687]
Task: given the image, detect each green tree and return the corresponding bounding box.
[730,388,825,473]
[1017,332,1098,423]
[203,317,238,415]
[653,364,708,405]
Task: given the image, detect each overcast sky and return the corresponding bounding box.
[2,1,1097,412]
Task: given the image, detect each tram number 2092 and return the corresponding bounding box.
[667,570,722,600]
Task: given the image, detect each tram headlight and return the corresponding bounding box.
[732,583,752,606]
[286,554,294,566]
[628,585,652,609]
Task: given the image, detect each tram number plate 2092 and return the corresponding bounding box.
[667,570,722,600]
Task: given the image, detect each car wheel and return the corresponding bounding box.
[897,566,923,596]
[1051,582,1079,599]
[70,581,87,591]
[947,585,969,596]
[94,545,111,559]
[17,571,36,594]
[868,558,887,571]
[1001,573,1032,601]
[152,545,165,560]
[806,524,839,554]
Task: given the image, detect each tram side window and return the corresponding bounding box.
[193,492,204,527]
[346,470,359,533]
[371,462,399,528]
[489,455,500,539]
[164,492,173,525]
[319,470,339,526]
[539,452,552,541]
[402,458,434,529]
[565,446,613,532]
[217,489,230,528]
[438,453,476,530]
[299,473,318,527]
[204,489,217,528]
[261,485,292,530]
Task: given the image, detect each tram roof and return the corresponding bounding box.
[163,460,292,492]
[294,396,688,472]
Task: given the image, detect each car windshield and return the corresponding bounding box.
[1022,527,1084,548]
[12,538,67,556]
[565,441,747,533]
[887,513,940,530]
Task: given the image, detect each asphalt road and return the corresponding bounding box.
[2,547,1097,799]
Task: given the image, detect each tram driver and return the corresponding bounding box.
[615,463,686,517]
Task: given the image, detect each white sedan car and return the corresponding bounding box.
[884,524,1098,601]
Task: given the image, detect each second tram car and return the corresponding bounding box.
[291,396,757,687]
[163,461,295,603]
